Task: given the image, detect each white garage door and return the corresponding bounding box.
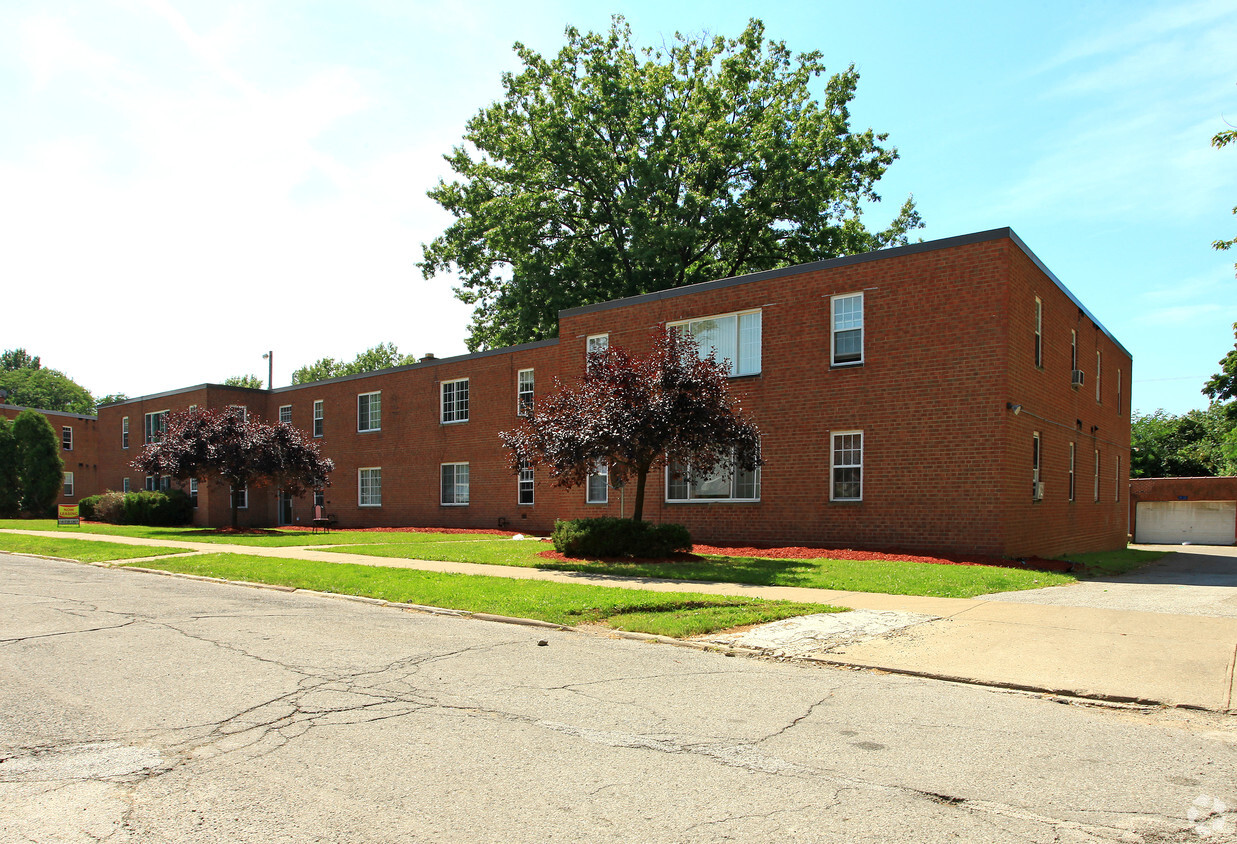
[1135,500,1237,545]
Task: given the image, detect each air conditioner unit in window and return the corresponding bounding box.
[1034,482,1045,500]
[1072,369,1085,387]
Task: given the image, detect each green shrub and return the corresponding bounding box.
[78,494,101,520]
[94,491,126,524]
[552,517,691,559]
[119,490,193,526]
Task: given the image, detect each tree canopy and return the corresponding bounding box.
[11,409,64,516]
[421,16,922,351]
[0,348,124,414]
[223,374,265,389]
[0,417,21,517]
[501,330,761,521]
[132,407,334,527]
[291,343,418,385]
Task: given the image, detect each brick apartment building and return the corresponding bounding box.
[0,404,100,507]
[20,228,1133,558]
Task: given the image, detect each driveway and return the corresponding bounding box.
[984,544,1237,617]
[3,553,1236,843]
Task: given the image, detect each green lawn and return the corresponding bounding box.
[343,540,1074,598]
[0,533,193,563]
[1059,548,1167,576]
[122,553,842,638]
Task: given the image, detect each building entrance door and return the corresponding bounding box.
[278,491,294,526]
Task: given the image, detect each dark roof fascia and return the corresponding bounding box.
[558,226,1130,360]
[269,337,561,393]
[0,403,97,421]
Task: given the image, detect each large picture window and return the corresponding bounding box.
[441,463,470,505]
[359,468,382,507]
[666,455,760,502]
[357,391,381,432]
[442,379,469,423]
[831,293,864,366]
[144,410,168,444]
[831,431,863,501]
[668,310,761,377]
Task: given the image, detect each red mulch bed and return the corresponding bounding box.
[540,544,1073,572]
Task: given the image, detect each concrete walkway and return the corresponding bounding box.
[3,529,1235,712]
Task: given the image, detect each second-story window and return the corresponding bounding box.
[670,310,762,377]
[358,391,381,432]
[279,405,292,424]
[831,293,864,366]
[313,400,324,437]
[144,410,168,444]
[1034,297,1043,368]
[442,379,469,423]
[1096,350,1102,403]
[517,369,534,415]
[62,426,72,451]
[122,416,129,449]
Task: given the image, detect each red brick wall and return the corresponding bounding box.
[1,404,101,508]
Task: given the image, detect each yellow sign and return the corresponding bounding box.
[57,505,80,526]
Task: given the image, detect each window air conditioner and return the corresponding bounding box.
[1071,369,1085,387]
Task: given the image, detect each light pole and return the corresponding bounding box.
[262,351,273,390]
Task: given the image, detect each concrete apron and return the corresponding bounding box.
[4,529,1236,712]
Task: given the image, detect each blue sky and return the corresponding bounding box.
[1,0,1233,414]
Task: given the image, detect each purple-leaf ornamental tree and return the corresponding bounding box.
[132,408,334,529]
[501,330,761,522]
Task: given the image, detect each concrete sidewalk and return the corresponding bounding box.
[4,528,1235,712]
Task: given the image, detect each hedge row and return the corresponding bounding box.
[552,517,691,558]
[78,490,193,526]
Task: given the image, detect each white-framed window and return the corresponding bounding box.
[144,410,168,444]
[1093,448,1100,502]
[1068,442,1076,503]
[313,400,324,437]
[1034,297,1043,368]
[586,334,609,356]
[441,379,469,423]
[122,477,130,493]
[231,485,247,509]
[441,463,469,505]
[189,478,198,508]
[669,310,762,377]
[279,405,292,424]
[587,460,609,504]
[518,458,534,505]
[831,431,863,501]
[517,369,535,415]
[831,293,864,366]
[667,454,761,502]
[160,476,171,492]
[1070,329,1077,374]
[1096,350,1102,403]
[228,405,247,422]
[62,426,73,451]
[358,468,382,507]
[145,476,156,492]
[1117,369,1123,413]
[313,489,325,509]
[1031,432,1042,501]
[122,416,129,449]
[1115,455,1121,502]
[357,391,381,432]
[63,471,73,497]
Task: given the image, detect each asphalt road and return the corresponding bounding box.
[3,553,1236,843]
[986,545,1237,617]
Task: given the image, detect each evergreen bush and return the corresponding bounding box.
[552,517,691,559]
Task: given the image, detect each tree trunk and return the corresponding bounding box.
[631,464,649,522]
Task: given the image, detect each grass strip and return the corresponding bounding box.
[1059,548,1167,576]
[343,541,1075,598]
[123,553,843,638]
[0,520,510,547]
[0,534,193,563]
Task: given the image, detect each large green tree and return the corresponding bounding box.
[421,17,922,351]
[291,343,418,385]
[0,348,109,415]
[0,417,20,517]
[12,409,64,516]
[223,374,265,389]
